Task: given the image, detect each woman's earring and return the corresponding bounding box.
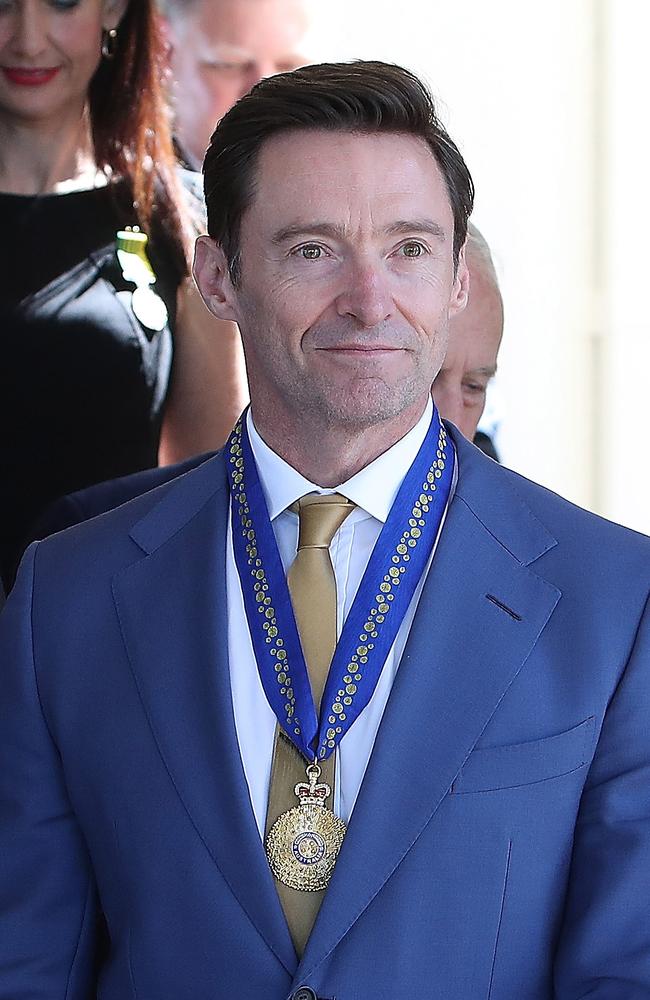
[101,28,118,60]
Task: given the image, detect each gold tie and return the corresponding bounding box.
[265,493,354,956]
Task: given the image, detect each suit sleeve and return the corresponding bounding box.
[0,544,98,999]
[554,591,650,997]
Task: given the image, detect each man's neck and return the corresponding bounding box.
[0,106,98,195]
[250,402,428,487]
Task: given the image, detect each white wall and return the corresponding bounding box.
[305,0,649,533]
[599,0,650,533]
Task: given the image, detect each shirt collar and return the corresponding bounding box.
[247,398,434,524]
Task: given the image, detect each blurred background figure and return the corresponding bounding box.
[158,0,310,169]
[432,223,503,455]
[0,0,245,591]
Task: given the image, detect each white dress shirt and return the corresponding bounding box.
[227,398,452,835]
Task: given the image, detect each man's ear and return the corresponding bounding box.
[102,0,129,30]
[193,236,240,323]
[448,242,470,318]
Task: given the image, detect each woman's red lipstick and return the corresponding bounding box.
[2,67,60,86]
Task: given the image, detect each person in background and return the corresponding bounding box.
[12,0,313,579]
[432,222,503,453]
[158,0,310,169]
[0,0,246,591]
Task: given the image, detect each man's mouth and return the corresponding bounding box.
[319,344,403,353]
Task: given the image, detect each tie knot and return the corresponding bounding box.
[294,493,354,550]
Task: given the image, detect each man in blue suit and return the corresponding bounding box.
[1,61,650,1000]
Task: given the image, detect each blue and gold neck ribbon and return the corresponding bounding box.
[228,407,455,763]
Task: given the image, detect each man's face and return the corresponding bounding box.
[196,129,468,438]
[432,251,503,440]
[167,0,308,166]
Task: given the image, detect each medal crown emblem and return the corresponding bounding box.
[294,763,330,806]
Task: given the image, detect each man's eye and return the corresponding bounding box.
[203,61,247,74]
[399,242,426,258]
[464,383,487,396]
[297,245,323,260]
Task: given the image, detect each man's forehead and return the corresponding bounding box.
[441,338,499,376]
[445,268,503,371]
[247,129,454,227]
[190,0,309,45]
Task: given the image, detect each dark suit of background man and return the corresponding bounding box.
[1,61,650,1000]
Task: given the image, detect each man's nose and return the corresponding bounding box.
[335,263,394,328]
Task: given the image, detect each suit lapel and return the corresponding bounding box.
[298,436,562,978]
[110,435,563,979]
[112,459,296,974]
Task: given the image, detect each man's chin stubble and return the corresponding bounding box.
[290,379,424,431]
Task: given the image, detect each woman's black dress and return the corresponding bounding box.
[0,181,185,589]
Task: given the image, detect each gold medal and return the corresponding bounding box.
[265,763,347,892]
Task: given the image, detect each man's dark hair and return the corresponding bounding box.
[203,60,474,283]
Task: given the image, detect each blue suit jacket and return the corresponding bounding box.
[1,428,649,999]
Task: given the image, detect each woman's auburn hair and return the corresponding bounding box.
[89,0,193,277]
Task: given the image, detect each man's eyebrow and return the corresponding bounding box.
[271,219,448,245]
[271,222,346,245]
[385,219,447,241]
[466,366,498,378]
[201,44,250,60]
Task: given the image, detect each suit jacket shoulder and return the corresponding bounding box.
[450,428,649,586]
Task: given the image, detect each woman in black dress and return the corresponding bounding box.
[0,0,246,589]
